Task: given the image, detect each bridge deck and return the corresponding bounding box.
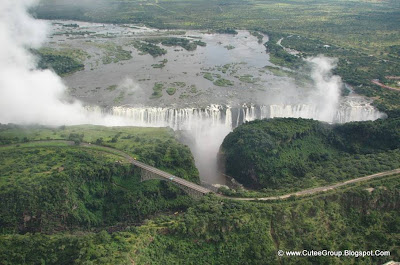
[80,142,212,195]
[132,159,211,194]
[3,141,400,201]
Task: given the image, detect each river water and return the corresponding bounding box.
[44,20,385,185]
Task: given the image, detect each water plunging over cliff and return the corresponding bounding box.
[98,98,384,130]
[86,97,384,185]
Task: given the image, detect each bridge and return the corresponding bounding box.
[131,159,212,199]
[6,141,400,200]
[80,143,213,199]
[101,143,400,200]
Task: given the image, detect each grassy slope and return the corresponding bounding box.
[0,124,199,182]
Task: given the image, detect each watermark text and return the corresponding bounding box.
[277,249,391,258]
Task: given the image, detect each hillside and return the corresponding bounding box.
[1,176,399,264]
[0,124,399,264]
[220,118,400,191]
[0,124,199,182]
[0,125,199,234]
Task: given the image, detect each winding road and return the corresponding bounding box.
[226,168,400,201]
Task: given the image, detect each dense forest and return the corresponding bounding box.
[1,175,399,264]
[36,53,84,76]
[0,125,201,234]
[220,117,400,191]
[32,48,87,76]
[1,125,399,264]
[3,0,399,263]
[0,146,193,234]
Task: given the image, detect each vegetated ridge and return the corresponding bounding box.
[220,117,400,192]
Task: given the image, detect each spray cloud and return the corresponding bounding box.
[306,55,341,122]
[0,1,352,185]
[0,0,131,126]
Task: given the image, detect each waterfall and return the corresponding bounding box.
[101,99,384,131]
[86,98,385,185]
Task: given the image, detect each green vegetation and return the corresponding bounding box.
[36,53,83,75]
[193,40,206,47]
[267,33,400,113]
[113,91,125,104]
[189,85,197,93]
[151,63,164,68]
[264,65,290,77]
[35,0,400,113]
[1,125,399,264]
[224,44,235,50]
[203,72,214,81]
[263,65,312,87]
[53,30,95,37]
[16,1,400,263]
[238,74,259,84]
[220,118,400,191]
[151,82,164,98]
[0,231,135,264]
[250,31,263,43]
[216,28,238,35]
[63,23,79,28]
[217,64,231,74]
[34,47,87,76]
[264,33,304,69]
[131,41,167,57]
[0,124,199,182]
[171,81,186,88]
[2,176,399,264]
[213,78,234,87]
[166,87,177,95]
[160,38,196,51]
[174,83,198,98]
[0,144,195,234]
[141,180,400,264]
[144,37,206,51]
[35,0,399,55]
[106,84,118,91]
[152,59,168,68]
[94,43,132,64]
[163,30,186,35]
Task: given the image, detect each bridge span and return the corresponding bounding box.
[80,143,400,200]
[6,141,400,200]
[80,142,212,198]
[132,159,212,199]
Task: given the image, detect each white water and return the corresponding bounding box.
[87,99,384,184]
[97,98,384,130]
[0,1,387,186]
